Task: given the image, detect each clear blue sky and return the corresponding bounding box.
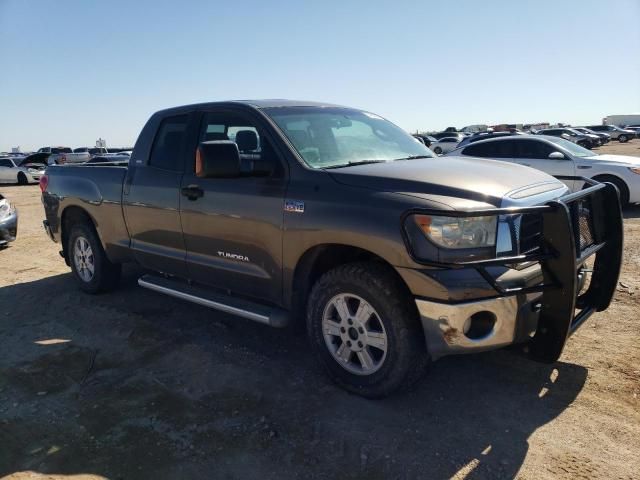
[1,0,639,151]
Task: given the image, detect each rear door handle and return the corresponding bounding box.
[181,185,204,200]
[577,165,592,169]
[518,163,531,167]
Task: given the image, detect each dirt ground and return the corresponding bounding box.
[1,141,639,480]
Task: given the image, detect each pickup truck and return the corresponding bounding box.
[41,100,623,397]
[38,147,90,165]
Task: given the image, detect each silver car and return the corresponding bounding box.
[0,157,46,185]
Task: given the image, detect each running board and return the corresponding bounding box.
[138,274,290,328]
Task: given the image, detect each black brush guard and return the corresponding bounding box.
[415,178,623,363]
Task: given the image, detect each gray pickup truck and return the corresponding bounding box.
[41,100,623,397]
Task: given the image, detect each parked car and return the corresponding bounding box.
[412,134,437,147]
[446,134,640,206]
[584,125,636,143]
[39,147,90,164]
[536,128,598,148]
[572,127,610,144]
[431,131,465,142]
[430,137,460,154]
[0,156,46,184]
[457,131,525,148]
[0,193,18,247]
[623,126,640,138]
[41,100,622,398]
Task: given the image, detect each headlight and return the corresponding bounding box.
[629,167,640,175]
[413,214,497,249]
[0,199,14,220]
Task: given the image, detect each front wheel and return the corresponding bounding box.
[17,172,28,185]
[307,262,429,398]
[433,147,443,155]
[618,135,628,143]
[67,222,121,293]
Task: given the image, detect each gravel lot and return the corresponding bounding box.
[1,142,639,480]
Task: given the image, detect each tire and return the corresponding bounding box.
[618,135,628,143]
[67,222,121,293]
[17,172,28,185]
[306,262,429,398]
[594,175,630,208]
[433,147,443,155]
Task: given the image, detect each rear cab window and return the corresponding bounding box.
[149,115,189,171]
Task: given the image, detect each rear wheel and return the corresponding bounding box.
[618,135,628,143]
[67,222,121,293]
[17,172,28,185]
[307,262,429,398]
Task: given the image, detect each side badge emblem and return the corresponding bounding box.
[284,199,305,213]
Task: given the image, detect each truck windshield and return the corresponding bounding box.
[264,107,434,169]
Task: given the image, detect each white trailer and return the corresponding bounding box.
[603,114,640,127]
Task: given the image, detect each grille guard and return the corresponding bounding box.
[408,177,624,363]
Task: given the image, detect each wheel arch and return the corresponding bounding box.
[60,206,105,263]
[289,243,414,323]
[591,173,630,205]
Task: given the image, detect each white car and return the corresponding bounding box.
[0,157,46,185]
[446,134,640,206]
[430,137,460,155]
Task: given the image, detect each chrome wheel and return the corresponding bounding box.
[322,293,388,376]
[73,236,95,282]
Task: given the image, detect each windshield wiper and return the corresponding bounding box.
[322,160,388,169]
[393,155,433,161]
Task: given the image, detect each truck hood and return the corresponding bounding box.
[328,157,564,207]
[583,154,640,166]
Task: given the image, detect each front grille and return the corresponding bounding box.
[518,213,543,254]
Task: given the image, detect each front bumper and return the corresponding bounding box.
[0,210,18,245]
[411,179,623,363]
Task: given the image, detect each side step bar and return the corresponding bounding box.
[138,274,290,328]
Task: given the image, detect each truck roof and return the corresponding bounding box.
[155,99,346,116]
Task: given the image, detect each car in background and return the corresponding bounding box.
[584,125,636,143]
[623,126,640,138]
[536,128,597,148]
[0,193,18,247]
[446,134,640,206]
[431,131,465,142]
[429,137,460,154]
[412,134,437,147]
[0,156,46,185]
[572,127,610,144]
[38,146,90,165]
[457,131,525,148]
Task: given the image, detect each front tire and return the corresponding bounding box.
[618,135,628,143]
[67,222,121,293]
[593,175,630,208]
[433,147,443,155]
[307,262,429,398]
[17,172,28,185]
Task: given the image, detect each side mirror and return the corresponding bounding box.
[196,141,241,178]
[548,151,565,160]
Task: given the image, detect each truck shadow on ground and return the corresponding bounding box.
[0,268,588,479]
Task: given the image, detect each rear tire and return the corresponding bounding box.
[306,262,429,398]
[618,135,628,143]
[17,172,28,185]
[67,222,121,293]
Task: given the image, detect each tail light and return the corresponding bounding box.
[39,175,49,193]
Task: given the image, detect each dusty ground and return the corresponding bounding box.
[1,141,639,480]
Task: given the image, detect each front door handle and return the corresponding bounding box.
[577,165,592,169]
[519,162,531,167]
[181,185,204,200]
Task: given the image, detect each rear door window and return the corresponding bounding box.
[149,115,189,171]
[0,159,13,167]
